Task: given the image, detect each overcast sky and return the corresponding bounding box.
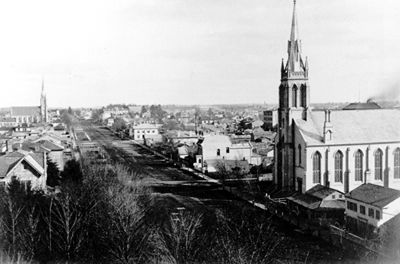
[0,0,399,108]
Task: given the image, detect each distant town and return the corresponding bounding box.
[1,1,400,264]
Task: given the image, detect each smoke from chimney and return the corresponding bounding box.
[367,81,400,103]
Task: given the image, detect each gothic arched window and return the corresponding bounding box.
[394,148,400,179]
[313,151,321,184]
[301,85,307,107]
[334,151,343,183]
[375,149,383,180]
[292,85,298,107]
[355,150,363,181]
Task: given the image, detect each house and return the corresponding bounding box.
[0,151,47,190]
[345,184,400,238]
[11,139,65,170]
[129,123,160,142]
[286,184,345,230]
[0,117,17,128]
[106,117,115,127]
[194,134,260,173]
[263,109,278,130]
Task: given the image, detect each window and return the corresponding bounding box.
[298,145,302,165]
[368,208,374,218]
[292,85,298,107]
[332,195,336,199]
[226,147,230,154]
[217,149,220,156]
[355,150,363,181]
[375,149,383,180]
[347,201,357,212]
[360,205,366,215]
[313,152,321,184]
[394,148,400,179]
[301,85,307,107]
[334,151,343,182]
[376,210,381,220]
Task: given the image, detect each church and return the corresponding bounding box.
[9,80,48,125]
[274,1,400,195]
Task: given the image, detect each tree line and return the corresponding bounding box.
[0,157,312,264]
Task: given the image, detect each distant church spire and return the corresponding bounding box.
[41,77,45,96]
[40,77,48,123]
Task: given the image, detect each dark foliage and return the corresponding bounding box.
[60,159,83,184]
[46,157,61,187]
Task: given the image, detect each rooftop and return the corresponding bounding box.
[346,183,400,208]
[343,101,381,110]
[295,109,400,146]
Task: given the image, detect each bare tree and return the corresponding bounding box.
[162,211,203,264]
[106,184,158,264]
[47,192,85,260]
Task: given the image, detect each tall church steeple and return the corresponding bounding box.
[40,77,48,123]
[275,0,310,190]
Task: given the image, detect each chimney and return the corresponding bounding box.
[34,144,41,152]
[6,140,12,153]
[323,110,333,143]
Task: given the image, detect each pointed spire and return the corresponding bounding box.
[290,0,298,44]
[285,0,306,75]
[41,76,45,95]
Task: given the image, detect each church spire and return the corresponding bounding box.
[283,0,307,78]
[41,77,45,95]
[40,77,48,123]
[290,0,299,45]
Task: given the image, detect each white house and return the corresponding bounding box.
[345,184,400,236]
[194,134,261,173]
[130,123,160,142]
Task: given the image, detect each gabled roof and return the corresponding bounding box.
[287,185,345,211]
[343,102,381,110]
[36,140,64,151]
[345,183,400,208]
[0,151,44,178]
[306,184,342,200]
[295,109,400,146]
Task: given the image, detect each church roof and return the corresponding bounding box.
[10,106,40,116]
[295,109,400,146]
[343,102,381,110]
